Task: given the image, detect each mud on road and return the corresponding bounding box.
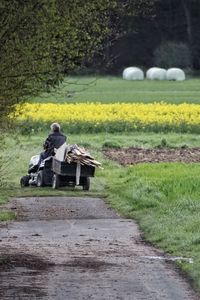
[0,197,199,300]
[103,147,200,165]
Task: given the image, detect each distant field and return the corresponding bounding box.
[31,76,200,104]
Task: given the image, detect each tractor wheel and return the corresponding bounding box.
[52,174,60,189]
[83,177,90,191]
[36,170,45,187]
[20,175,30,187]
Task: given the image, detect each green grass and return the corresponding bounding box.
[106,162,200,289]
[1,131,200,289]
[0,211,15,221]
[31,76,200,104]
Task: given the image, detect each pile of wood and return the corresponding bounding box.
[65,144,102,168]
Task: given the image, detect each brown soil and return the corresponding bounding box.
[63,257,116,271]
[0,253,55,271]
[103,147,200,166]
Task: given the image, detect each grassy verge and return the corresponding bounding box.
[105,162,200,289]
[1,131,200,289]
[31,76,200,104]
[0,211,15,221]
[1,131,200,205]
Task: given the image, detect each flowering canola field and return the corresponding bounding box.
[15,102,200,133]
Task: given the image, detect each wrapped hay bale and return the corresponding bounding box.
[166,68,185,81]
[146,67,160,79]
[122,67,144,81]
[147,67,167,80]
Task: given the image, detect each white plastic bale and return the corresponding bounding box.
[146,67,160,79]
[147,67,167,80]
[166,68,186,81]
[122,67,144,81]
[122,67,134,78]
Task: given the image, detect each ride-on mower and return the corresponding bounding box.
[20,154,95,191]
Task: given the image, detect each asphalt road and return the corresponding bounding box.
[0,197,199,300]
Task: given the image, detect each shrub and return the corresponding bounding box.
[102,141,121,149]
[153,42,192,69]
[156,138,169,148]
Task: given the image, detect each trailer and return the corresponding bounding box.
[52,157,95,191]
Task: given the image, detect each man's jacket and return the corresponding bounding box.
[44,132,67,156]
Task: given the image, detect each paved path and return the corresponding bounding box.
[0,197,199,299]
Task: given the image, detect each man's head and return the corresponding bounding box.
[50,122,61,133]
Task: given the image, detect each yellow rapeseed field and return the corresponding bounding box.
[15,102,200,129]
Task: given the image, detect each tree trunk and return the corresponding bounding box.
[181,0,200,68]
[182,0,193,44]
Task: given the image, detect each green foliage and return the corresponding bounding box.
[0,133,11,189]
[101,0,200,73]
[125,0,158,16]
[154,41,192,69]
[0,0,117,124]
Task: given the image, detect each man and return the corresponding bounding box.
[41,123,67,160]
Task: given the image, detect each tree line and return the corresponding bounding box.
[88,0,200,74]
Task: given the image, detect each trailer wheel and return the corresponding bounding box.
[52,174,60,189]
[36,170,45,187]
[83,177,90,191]
[20,175,30,187]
